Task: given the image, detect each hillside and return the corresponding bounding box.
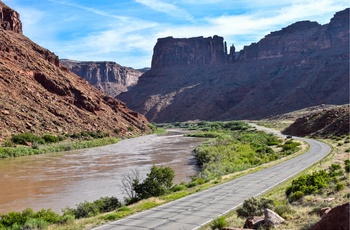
[118,8,349,122]
[283,104,350,137]
[60,60,143,97]
[0,2,150,143]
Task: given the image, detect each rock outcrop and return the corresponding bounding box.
[283,105,350,137]
[0,1,22,34]
[61,60,143,97]
[264,209,284,227]
[151,35,235,68]
[0,2,150,143]
[118,8,349,122]
[311,203,350,230]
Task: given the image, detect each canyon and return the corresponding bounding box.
[117,8,349,122]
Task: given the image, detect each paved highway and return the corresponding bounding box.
[94,125,331,230]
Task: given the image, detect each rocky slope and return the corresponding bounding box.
[283,104,349,137]
[118,8,349,122]
[61,60,143,97]
[0,2,150,143]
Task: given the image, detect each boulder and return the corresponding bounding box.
[319,207,331,217]
[264,208,285,227]
[311,203,350,230]
[243,217,264,229]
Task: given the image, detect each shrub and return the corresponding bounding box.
[94,196,121,213]
[274,205,294,218]
[127,126,134,132]
[289,191,304,202]
[11,133,45,145]
[43,134,60,143]
[211,216,227,230]
[63,197,121,219]
[172,184,187,192]
[335,182,345,191]
[285,171,330,199]
[329,163,343,177]
[344,159,350,173]
[0,208,68,228]
[23,218,47,230]
[114,128,121,134]
[236,197,274,218]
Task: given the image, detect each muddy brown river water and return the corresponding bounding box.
[0,129,206,214]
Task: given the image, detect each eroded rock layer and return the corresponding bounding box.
[118,8,349,122]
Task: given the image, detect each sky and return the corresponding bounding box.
[2,0,349,68]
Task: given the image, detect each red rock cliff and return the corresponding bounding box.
[0,1,22,34]
[61,60,143,97]
[151,35,235,69]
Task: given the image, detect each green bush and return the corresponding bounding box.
[236,197,274,218]
[23,218,47,230]
[282,140,301,152]
[11,133,45,145]
[344,159,350,173]
[133,165,175,199]
[0,208,70,229]
[43,134,60,143]
[335,182,345,191]
[63,197,121,219]
[211,216,227,230]
[329,163,343,177]
[172,184,187,192]
[289,191,304,202]
[285,171,330,200]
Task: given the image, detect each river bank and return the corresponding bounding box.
[0,129,206,214]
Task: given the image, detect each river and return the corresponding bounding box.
[0,129,206,214]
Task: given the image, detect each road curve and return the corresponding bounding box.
[93,125,331,230]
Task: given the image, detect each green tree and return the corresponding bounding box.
[133,165,175,199]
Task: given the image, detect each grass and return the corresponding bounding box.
[0,137,120,158]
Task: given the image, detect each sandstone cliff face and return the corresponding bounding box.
[0,2,22,34]
[118,8,349,122]
[151,35,235,69]
[61,60,143,97]
[0,2,150,142]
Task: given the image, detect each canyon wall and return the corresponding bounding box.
[118,8,349,122]
[61,60,143,97]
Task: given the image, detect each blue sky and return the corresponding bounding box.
[2,0,349,68]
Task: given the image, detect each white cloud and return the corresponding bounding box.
[135,0,193,20]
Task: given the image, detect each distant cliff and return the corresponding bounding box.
[61,60,143,97]
[151,35,235,68]
[118,8,349,122]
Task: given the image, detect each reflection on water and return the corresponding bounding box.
[0,129,205,214]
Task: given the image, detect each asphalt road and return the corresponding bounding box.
[93,125,331,230]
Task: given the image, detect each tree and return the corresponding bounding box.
[133,165,175,199]
[119,169,141,204]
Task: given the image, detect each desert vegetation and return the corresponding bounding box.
[0,131,120,158]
